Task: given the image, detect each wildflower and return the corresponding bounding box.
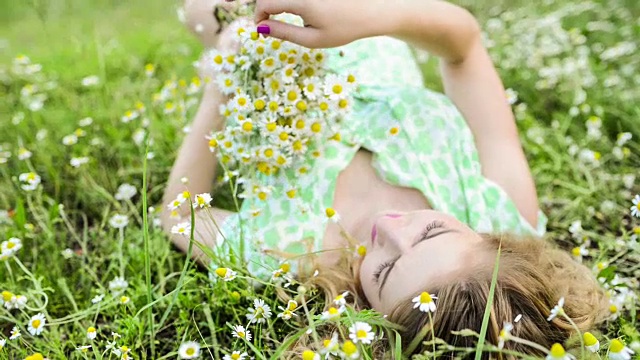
[108,276,129,295]
[546,343,575,360]
[583,332,599,352]
[92,294,105,304]
[246,298,272,324]
[77,345,92,352]
[10,326,21,340]
[115,184,137,201]
[121,110,139,123]
[87,326,97,340]
[333,291,349,306]
[0,338,5,349]
[79,117,93,126]
[320,306,345,321]
[571,245,588,262]
[119,296,130,304]
[340,340,360,359]
[609,339,634,360]
[27,313,46,336]
[356,245,367,257]
[81,75,100,87]
[145,64,155,77]
[178,341,201,359]
[302,350,320,360]
[498,322,513,349]
[231,325,252,341]
[193,193,213,208]
[348,321,375,344]
[171,222,191,236]
[17,147,32,160]
[547,297,565,321]
[223,351,248,360]
[25,353,44,360]
[630,195,640,218]
[277,300,298,320]
[320,332,340,357]
[70,157,90,168]
[214,267,237,281]
[325,207,341,222]
[1,237,22,256]
[61,248,74,259]
[412,292,438,313]
[109,214,129,229]
[272,263,291,280]
[19,172,41,191]
[62,134,78,146]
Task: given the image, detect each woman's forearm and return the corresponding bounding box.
[380,0,481,64]
[161,87,226,216]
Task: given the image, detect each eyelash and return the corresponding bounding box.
[372,220,446,284]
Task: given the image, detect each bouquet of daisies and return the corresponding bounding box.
[202,14,357,202]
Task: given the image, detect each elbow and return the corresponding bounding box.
[447,9,482,65]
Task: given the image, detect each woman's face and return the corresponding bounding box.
[359,210,488,314]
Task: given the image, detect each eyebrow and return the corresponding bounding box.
[377,229,457,300]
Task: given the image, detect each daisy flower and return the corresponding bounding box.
[109,214,129,229]
[70,157,90,168]
[81,75,100,87]
[546,343,575,360]
[277,300,298,320]
[348,321,375,344]
[412,292,438,313]
[340,340,360,359]
[87,326,97,340]
[17,147,32,160]
[1,237,22,255]
[246,298,272,324]
[120,296,131,305]
[320,332,340,357]
[231,325,252,341]
[121,110,139,123]
[333,291,349,306]
[547,297,565,321]
[630,195,640,218]
[62,134,78,146]
[115,184,137,201]
[27,313,46,336]
[214,267,237,281]
[217,73,238,95]
[108,276,129,295]
[571,245,589,262]
[171,222,192,236]
[498,322,513,349]
[301,350,320,360]
[583,332,599,352]
[301,76,322,100]
[320,306,345,321]
[77,345,92,352]
[9,326,20,340]
[0,338,5,349]
[19,172,41,191]
[193,193,213,209]
[178,341,201,359]
[323,74,347,100]
[223,351,247,360]
[609,339,634,360]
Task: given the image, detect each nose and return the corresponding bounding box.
[374,214,411,252]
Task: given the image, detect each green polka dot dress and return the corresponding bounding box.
[213,35,547,280]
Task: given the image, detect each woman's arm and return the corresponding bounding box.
[383,1,540,227]
[160,86,234,264]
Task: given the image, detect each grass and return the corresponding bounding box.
[0,0,639,359]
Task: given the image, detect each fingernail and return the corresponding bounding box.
[257,24,270,35]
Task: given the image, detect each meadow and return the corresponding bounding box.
[0,0,639,359]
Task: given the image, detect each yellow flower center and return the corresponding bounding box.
[342,341,357,355]
[357,245,367,256]
[224,79,233,87]
[338,99,348,109]
[319,102,329,111]
[311,123,321,133]
[328,307,338,315]
[357,329,367,339]
[583,332,597,347]
[242,122,253,132]
[325,208,336,218]
[287,90,298,101]
[213,55,223,64]
[264,149,274,158]
[296,101,307,111]
[347,74,356,83]
[420,292,433,304]
[286,189,296,198]
[187,348,196,356]
[271,40,281,50]
[609,339,624,353]
[7,242,14,249]
[268,101,279,111]
[32,319,41,328]
[237,331,245,338]
[266,122,277,132]
[295,119,306,129]
[215,268,228,277]
[1,291,11,302]
[279,132,289,141]
[332,84,343,94]
[279,53,288,62]
[549,343,565,357]
[258,192,268,201]
[280,263,290,273]
[571,247,581,256]
[226,55,235,64]
[389,127,399,135]
[302,350,316,360]
[305,67,315,77]
[315,53,324,62]
[254,99,265,110]
[609,304,618,313]
[88,326,96,333]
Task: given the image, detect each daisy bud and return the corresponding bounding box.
[583,332,599,352]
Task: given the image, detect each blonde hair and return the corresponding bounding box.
[292,233,609,358]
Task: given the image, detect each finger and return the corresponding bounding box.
[254,0,303,25]
[256,19,323,48]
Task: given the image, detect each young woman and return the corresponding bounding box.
[162,0,609,356]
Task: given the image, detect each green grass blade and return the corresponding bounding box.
[474,242,502,360]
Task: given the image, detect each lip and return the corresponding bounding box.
[385,214,402,218]
[371,224,377,244]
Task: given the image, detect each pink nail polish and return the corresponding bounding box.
[257,24,270,35]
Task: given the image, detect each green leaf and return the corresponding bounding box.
[474,242,502,360]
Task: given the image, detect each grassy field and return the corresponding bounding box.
[0,0,639,359]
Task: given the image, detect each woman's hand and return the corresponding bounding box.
[249,0,392,48]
